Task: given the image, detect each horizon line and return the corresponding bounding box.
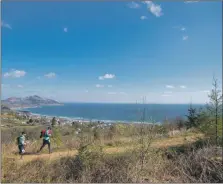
[60,101,206,105]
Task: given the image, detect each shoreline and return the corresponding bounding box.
[15,108,157,125]
[9,103,193,125]
[28,112,150,125]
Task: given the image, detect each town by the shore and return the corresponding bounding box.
[13,107,155,128]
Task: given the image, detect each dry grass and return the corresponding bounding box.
[4,143,221,183]
[151,132,204,148]
[2,131,205,163]
[171,146,223,182]
[2,126,222,183]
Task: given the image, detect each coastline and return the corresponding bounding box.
[28,111,146,125]
[15,107,153,125]
[11,103,181,125]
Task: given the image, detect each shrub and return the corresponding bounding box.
[93,128,101,141]
[173,146,223,182]
[51,117,56,127]
[52,127,63,148]
[185,105,199,129]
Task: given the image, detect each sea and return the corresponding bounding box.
[24,103,204,123]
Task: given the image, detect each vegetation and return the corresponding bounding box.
[206,76,222,146]
[185,104,199,129]
[2,124,222,183]
[51,117,57,127]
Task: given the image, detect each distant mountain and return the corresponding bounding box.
[1,104,12,113]
[2,95,62,108]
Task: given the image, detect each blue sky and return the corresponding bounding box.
[1,1,222,104]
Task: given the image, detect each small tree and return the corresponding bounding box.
[185,104,198,129]
[175,116,185,130]
[51,117,56,127]
[27,118,33,124]
[197,108,212,136]
[93,128,100,141]
[135,97,157,182]
[207,76,222,146]
[52,127,62,149]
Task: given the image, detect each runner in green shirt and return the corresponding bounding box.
[17,132,26,159]
[37,127,52,154]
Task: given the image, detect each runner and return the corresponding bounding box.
[37,127,52,154]
[17,132,26,159]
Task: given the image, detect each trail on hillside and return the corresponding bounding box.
[17,150,78,163]
[8,133,204,163]
[15,147,130,163]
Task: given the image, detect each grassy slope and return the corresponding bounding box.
[3,131,204,163]
[2,126,222,183]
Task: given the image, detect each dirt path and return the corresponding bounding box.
[9,133,204,164]
[16,147,128,163]
[16,150,78,163]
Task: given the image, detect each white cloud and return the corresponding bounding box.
[1,21,12,29]
[182,35,189,41]
[166,85,175,89]
[184,1,199,3]
[161,94,172,97]
[173,26,186,32]
[181,27,186,31]
[108,85,113,88]
[162,91,173,97]
[200,90,210,93]
[104,74,115,79]
[140,16,148,20]
[180,85,187,89]
[4,69,26,78]
[120,92,127,95]
[107,91,127,95]
[44,72,56,78]
[85,90,89,93]
[173,26,188,40]
[1,84,10,88]
[127,2,140,9]
[63,27,68,32]
[143,1,163,17]
[96,84,104,88]
[17,85,23,88]
[108,92,117,95]
[99,73,115,80]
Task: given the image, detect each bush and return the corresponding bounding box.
[198,109,222,144]
[1,126,45,144]
[93,128,101,141]
[173,146,223,182]
[52,128,63,148]
[185,106,199,129]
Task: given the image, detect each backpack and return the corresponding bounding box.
[40,130,52,138]
[40,130,46,138]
